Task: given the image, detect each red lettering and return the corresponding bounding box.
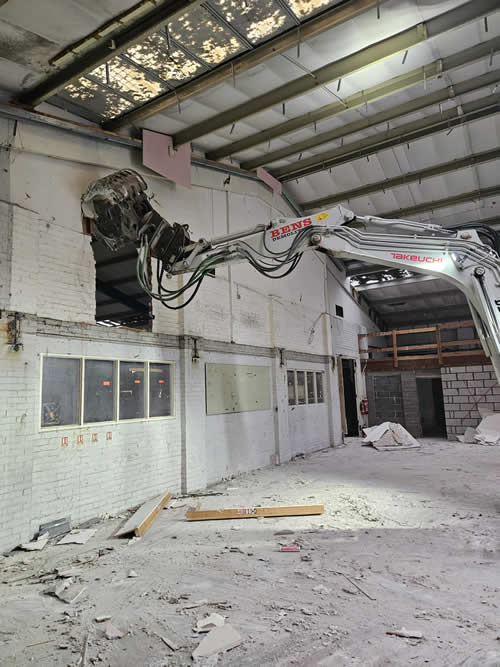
[302,217,313,227]
[291,222,303,231]
[271,229,280,238]
[281,225,291,233]
[409,255,417,261]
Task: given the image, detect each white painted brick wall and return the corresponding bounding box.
[0,121,376,551]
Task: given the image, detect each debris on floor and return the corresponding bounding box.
[39,517,71,538]
[192,624,243,659]
[363,422,421,451]
[456,413,500,445]
[57,529,97,545]
[1,439,499,666]
[114,491,172,537]
[19,532,49,551]
[474,413,500,445]
[386,627,424,639]
[457,427,477,444]
[194,612,226,633]
[46,579,87,604]
[105,622,124,640]
[186,504,324,521]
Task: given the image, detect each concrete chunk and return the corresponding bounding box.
[192,624,242,658]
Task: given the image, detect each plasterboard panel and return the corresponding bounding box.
[205,363,271,415]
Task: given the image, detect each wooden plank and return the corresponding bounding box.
[337,356,347,435]
[441,349,485,358]
[395,354,439,361]
[436,325,443,365]
[392,330,398,368]
[358,331,393,339]
[375,343,437,353]
[186,504,324,521]
[441,339,480,347]
[115,491,171,537]
[395,326,437,335]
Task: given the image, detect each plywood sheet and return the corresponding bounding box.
[205,363,270,415]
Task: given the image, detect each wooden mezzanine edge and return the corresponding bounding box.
[358,320,489,371]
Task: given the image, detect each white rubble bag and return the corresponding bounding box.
[474,413,500,446]
[362,422,421,451]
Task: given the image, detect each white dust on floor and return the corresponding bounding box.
[0,439,499,666]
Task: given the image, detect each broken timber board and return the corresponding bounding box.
[115,491,171,537]
[186,504,324,521]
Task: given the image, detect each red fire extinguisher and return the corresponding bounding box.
[360,398,369,415]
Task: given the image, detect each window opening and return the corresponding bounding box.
[119,361,145,419]
[41,357,81,427]
[84,359,115,423]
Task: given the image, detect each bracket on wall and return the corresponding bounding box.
[278,348,286,367]
[7,312,23,351]
[192,337,200,363]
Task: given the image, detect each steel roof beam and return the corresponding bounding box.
[96,279,150,313]
[209,36,500,163]
[381,184,500,219]
[277,92,500,181]
[159,0,498,148]
[345,263,388,277]
[103,0,382,130]
[302,146,500,210]
[17,0,206,108]
[367,287,461,307]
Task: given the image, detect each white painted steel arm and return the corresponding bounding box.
[171,205,500,381]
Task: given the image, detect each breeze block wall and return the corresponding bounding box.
[365,370,423,438]
[441,365,500,440]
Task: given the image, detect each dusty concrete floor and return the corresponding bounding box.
[1,439,499,667]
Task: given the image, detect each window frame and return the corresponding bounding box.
[39,354,175,431]
[287,369,325,407]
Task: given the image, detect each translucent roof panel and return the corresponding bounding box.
[207,0,296,45]
[89,56,169,103]
[283,0,344,20]
[167,5,246,66]
[125,32,206,88]
[59,77,135,120]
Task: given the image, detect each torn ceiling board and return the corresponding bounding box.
[143,129,192,188]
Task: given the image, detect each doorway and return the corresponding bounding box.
[416,377,447,437]
[341,358,359,436]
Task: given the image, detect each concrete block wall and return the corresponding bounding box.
[365,370,424,438]
[441,365,500,439]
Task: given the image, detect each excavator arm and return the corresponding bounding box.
[82,169,500,381]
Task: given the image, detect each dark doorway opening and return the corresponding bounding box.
[416,377,447,437]
[342,358,359,436]
[92,241,153,329]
